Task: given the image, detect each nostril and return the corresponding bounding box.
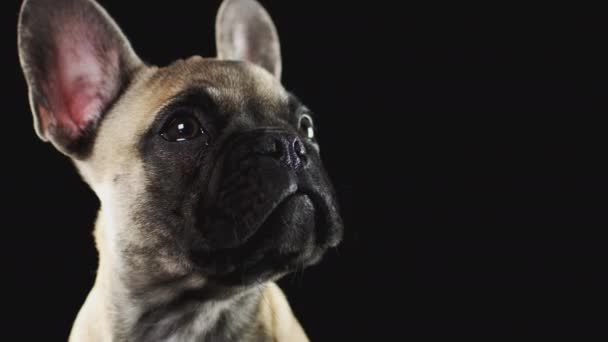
[252,132,306,169]
[293,138,306,157]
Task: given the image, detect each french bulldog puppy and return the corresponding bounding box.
[18,0,343,340]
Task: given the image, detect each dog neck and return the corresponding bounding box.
[69,210,294,341]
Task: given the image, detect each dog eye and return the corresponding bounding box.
[160,114,205,142]
[298,114,315,140]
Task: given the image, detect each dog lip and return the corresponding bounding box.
[240,189,307,244]
[191,192,313,262]
[202,188,301,251]
[210,193,318,281]
[191,190,338,283]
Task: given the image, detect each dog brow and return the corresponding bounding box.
[287,93,310,116]
[159,85,219,113]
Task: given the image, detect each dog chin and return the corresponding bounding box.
[190,192,329,286]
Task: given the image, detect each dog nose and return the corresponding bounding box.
[254,132,307,169]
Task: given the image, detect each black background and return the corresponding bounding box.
[2,0,607,339]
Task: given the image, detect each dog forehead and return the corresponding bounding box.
[148,57,288,112]
[108,56,289,132]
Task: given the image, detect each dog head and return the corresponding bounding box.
[18,0,342,289]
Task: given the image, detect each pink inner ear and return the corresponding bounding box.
[39,24,119,139]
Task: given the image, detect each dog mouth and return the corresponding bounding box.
[253,192,317,250]
[191,190,332,283]
[216,190,318,252]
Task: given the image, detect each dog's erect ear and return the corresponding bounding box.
[18,0,142,156]
[216,0,282,79]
